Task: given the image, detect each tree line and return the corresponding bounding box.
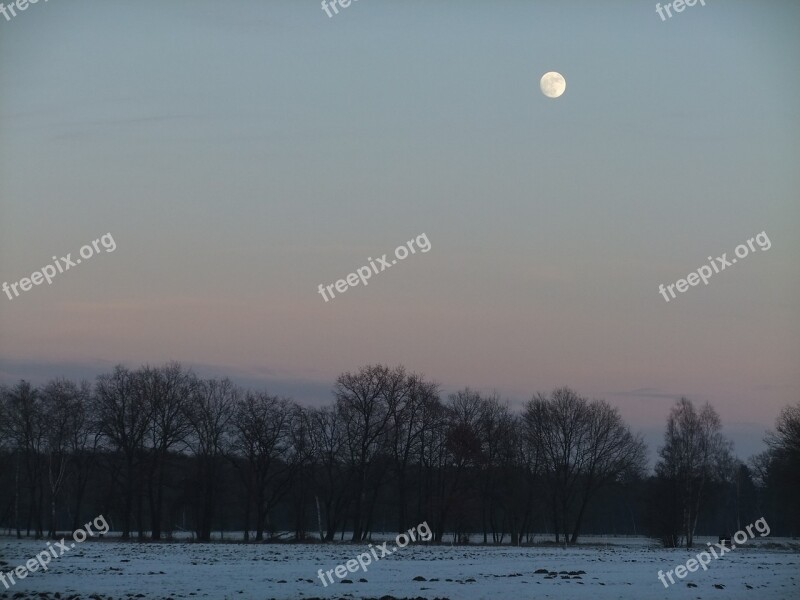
[0,362,797,548]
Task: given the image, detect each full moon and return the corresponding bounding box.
[540,71,566,98]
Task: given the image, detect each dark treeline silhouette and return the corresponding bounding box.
[0,362,797,547]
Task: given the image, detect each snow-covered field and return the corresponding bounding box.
[1,536,797,600]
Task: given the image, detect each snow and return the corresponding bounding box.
[1,535,797,599]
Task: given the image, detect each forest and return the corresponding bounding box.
[1,363,797,549]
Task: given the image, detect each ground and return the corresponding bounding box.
[0,535,797,600]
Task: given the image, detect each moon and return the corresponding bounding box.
[540,71,566,98]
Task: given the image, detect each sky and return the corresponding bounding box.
[1,0,798,462]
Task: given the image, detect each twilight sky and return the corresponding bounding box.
[1,0,798,461]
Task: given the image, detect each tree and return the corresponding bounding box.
[40,378,91,537]
[66,383,98,532]
[523,388,646,544]
[306,405,350,541]
[387,373,439,534]
[767,403,800,463]
[473,393,512,543]
[139,363,196,539]
[568,399,646,543]
[755,402,800,536]
[3,381,45,537]
[335,364,403,541]
[94,365,150,539]
[185,377,238,541]
[439,388,484,542]
[232,391,297,541]
[655,398,732,548]
[286,403,315,540]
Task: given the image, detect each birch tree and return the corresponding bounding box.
[655,398,731,548]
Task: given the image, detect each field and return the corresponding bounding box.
[1,536,797,600]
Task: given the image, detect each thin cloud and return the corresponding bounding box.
[610,388,687,401]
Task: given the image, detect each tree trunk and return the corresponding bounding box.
[72,476,86,532]
[570,488,593,544]
[350,467,365,542]
[151,460,166,540]
[14,452,21,539]
[243,484,251,542]
[315,496,324,541]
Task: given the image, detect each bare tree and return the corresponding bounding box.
[388,373,439,534]
[3,381,45,537]
[232,391,297,541]
[413,383,448,541]
[476,394,517,543]
[94,365,150,539]
[185,377,238,541]
[40,378,91,537]
[755,402,800,536]
[655,398,732,548]
[524,387,591,544]
[67,384,99,532]
[439,388,484,543]
[523,388,646,544]
[306,405,350,541]
[567,399,646,543]
[335,364,403,541]
[139,362,196,539]
[767,402,800,461]
[504,411,541,545]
